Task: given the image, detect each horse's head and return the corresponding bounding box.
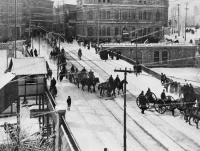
[94,78,100,83]
[121,80,128,84]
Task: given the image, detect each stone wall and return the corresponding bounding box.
[103,44,197,67]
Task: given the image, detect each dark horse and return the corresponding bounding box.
[98,79,128,97]
[81,78,99,93]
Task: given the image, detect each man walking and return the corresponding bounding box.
[67,96,71,111]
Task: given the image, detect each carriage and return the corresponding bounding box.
[136,92,177,114]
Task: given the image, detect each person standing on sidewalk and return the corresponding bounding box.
[67,96,71,111]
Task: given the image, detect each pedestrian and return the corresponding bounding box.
[34,48,38,57]
[139,91,147,114]
[30,49,33,57]
[67,96,71,111]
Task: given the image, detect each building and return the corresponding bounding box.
[103,42,197,67]
[23,0,54,36]
[76,0,169,42]
[53,4,76,37]
[0,0,24,42]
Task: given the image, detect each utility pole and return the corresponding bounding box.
[185,3,189,41]
[97,1,100,48]
[114,68,135,151]
[136,33,138,62]
[57,3,61,80]
[63,0,65,36]
[15,0,17,58]
[177,4,180,36]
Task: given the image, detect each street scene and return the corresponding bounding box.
[0,0,200,151]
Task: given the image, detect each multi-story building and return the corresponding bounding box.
[53,4,76,37]
[76,0,169,42]
[0,0,23,42]
[0,0,54,42]
[23,0,54,35]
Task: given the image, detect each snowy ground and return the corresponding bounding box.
[28,38,200,151]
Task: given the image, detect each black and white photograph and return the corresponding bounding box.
[0,0,200,150]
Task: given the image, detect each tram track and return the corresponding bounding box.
[62,45,200,151]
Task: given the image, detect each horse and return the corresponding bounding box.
[116,79,128,95]
[74,71,87,88]
[81,78,99,93]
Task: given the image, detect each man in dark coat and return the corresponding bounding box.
[50,77,56,89]
[109,75,114,84]
[71,65,75,73]
[115,75,120,85]
[30,49,33,57]
[34,48,38,57]
[161,89,166,100]
[67,96,71,111]
[139,91,147,114]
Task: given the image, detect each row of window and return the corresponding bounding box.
[0,15,22,24]
[154,51,168,63]
[0,4,21,13]
[86,10,162,21]
[84,26,161,37]
[86,0,163,5]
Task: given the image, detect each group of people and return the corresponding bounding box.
[30,48,38,57]
[139,88,168,114]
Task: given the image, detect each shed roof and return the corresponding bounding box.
[11,57,47,75]
[0,73,15,90]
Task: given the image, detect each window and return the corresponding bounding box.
[122,11,128,20]
[143,28,146,36]
[132,27,135,36]
[103,0,105,3]
[138,29,142,36]
[99,11,101,19]
[88,10,93,19]
[155,27,160,37]
[88,27,93,36]
[156,11,160,21]
[162,51,168,64]
[144,1,146,4]
[139,11,142,20]
[102,26,106,36]
[107,11,110,19]
[147,27,151,34]
[143,11,146,20]
[98,0,101,3]
[114,11,119,19]
[99,28,101,36]
[107,27,110,36]
[148,12,152,20]
[132,11,136,20]
[154,51,159,64]
[139,0,142,3]
[26,75,36,84]
[0,28,2,36]
[115,27,118,36]
[102,10,106,19]
[107,0,110,3]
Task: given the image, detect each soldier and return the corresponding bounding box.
[109,75,114,84]
[115,75,120,85]
[88,69,94,79]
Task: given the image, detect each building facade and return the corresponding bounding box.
[53,4,76,37]
[76,0,169,42]
[0,0,24,42]
[0,0,54,42]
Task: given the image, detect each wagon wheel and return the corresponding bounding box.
[136,96,150,109]
[154,99,166,114]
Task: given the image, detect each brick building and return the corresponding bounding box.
[76,0,169,41]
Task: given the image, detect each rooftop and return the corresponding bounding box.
[10,57,47,76]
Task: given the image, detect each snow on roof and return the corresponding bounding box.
[11,57,47,75]
[0,72,15,89]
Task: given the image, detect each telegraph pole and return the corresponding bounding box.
[185,3,189,41]
[63,0,65,35]
[136,33,138,62]
[15,0,17,58]
[97,1,100,48]
[177,4,180,36]
[114,68,135,151]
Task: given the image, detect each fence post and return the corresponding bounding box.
[55,106,66,151]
